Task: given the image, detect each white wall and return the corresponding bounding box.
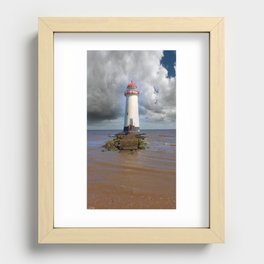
[0,0,264,263]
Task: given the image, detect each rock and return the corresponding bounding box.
[102,132,147,151]
[138,138,147,149]
[103,140,119,151]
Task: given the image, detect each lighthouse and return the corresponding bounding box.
[124,80,140,133]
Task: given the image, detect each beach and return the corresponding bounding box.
[87,130,176,209]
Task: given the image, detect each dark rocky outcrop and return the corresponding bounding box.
[103,133,146,151]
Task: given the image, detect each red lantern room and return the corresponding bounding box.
[124,80,139,96]
[127,80,137,88]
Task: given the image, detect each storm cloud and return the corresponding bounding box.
[87,51,176,127]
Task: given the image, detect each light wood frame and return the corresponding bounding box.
[38,17,224,244]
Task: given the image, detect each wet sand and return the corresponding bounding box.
[87,130,176,209]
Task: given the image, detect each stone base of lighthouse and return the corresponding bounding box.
[123,126,140,133]
[103,133,146,151]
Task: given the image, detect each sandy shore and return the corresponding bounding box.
[87,130,176,209]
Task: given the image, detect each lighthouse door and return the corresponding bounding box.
[129,118,134,131]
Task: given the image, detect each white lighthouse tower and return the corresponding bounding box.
[124,80,140,133]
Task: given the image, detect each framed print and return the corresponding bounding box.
[38,17,224,244]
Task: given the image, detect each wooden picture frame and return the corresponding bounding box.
[38,17,224,244]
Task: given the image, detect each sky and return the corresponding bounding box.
[87,50,176,130]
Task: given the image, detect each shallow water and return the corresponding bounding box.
[87,129,176,209]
